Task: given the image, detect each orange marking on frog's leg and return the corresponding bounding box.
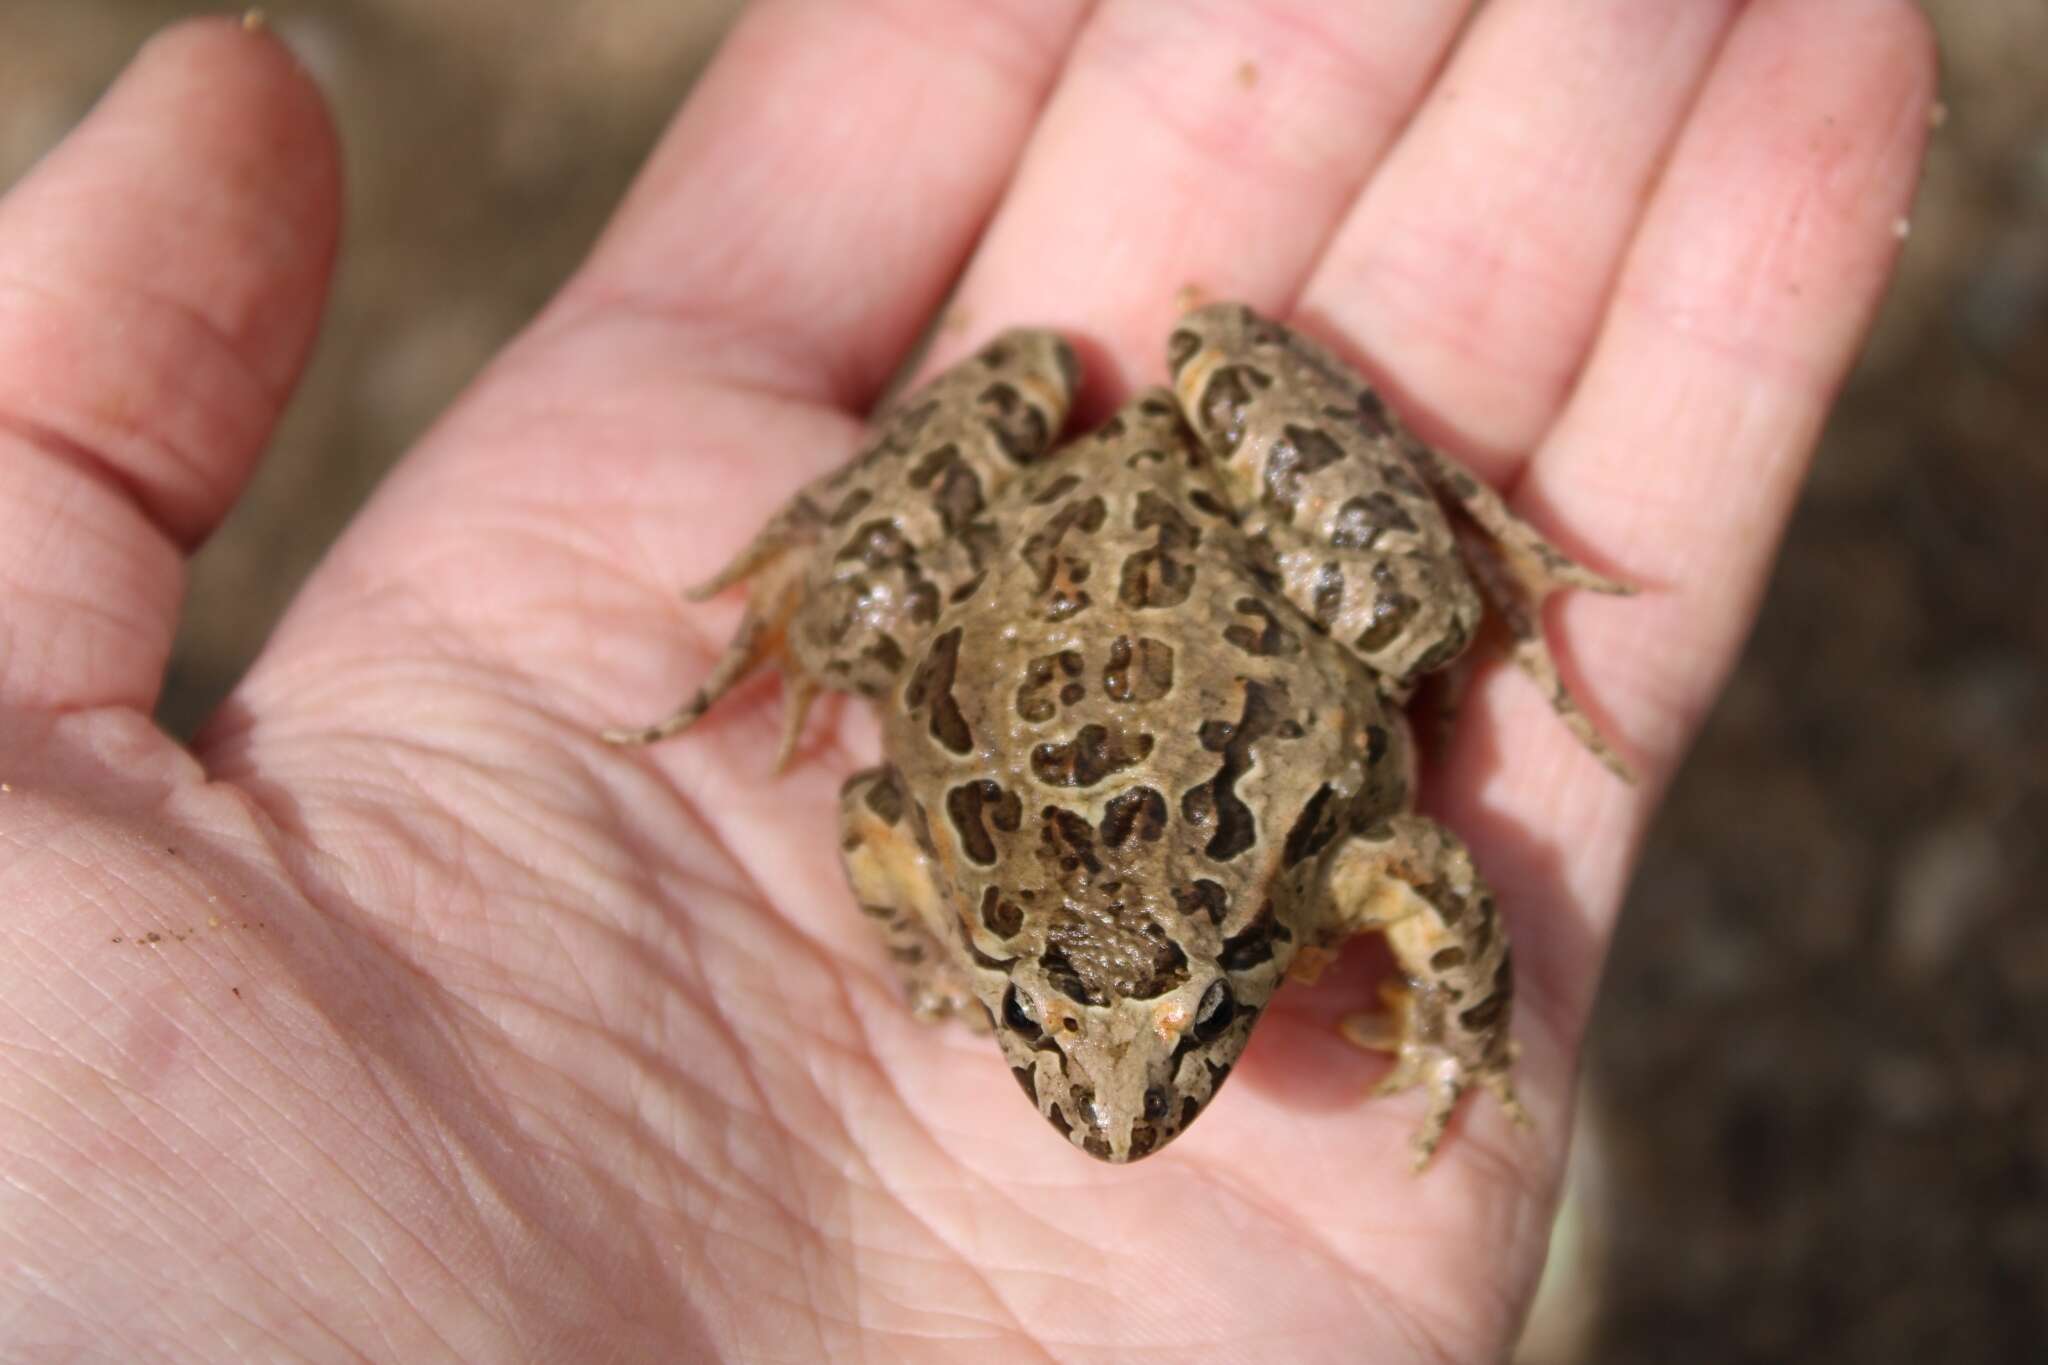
[838,767,986,1027]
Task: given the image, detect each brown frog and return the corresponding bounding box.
[607,303,1630,1166]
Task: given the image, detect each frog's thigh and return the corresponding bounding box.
[838,767,986,1029]
[1325,813,1530,1168]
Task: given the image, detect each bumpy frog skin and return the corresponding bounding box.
[607,304,1630,1167]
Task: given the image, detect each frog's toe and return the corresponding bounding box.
[603,545,810,750]
[1489,1070,1534,1133]
[1407,1071,1462,1171]
[1385,1049,1497,1171]
[1341,1000,1526,1171]
[1505,636,1637,783]
[903,965,985,1028]
[1541,555,1634,598]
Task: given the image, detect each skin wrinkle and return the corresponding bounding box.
[414,761,637,915]
[833,1240,1035,1357]
[639,900,842,1342]
[29,1073,371,1357]
[0,443,173,607]
[0,273,266,541]
[1196,1155,1423,1345]
[825,1061,1050,1350]
[195,1025,492,1318]
[823,1011,1125,1324]
[792,1034,1114,1335]
[88,266,282,456]
[1,436,156,574]
[666,759,868,972]
[1342,224,1602,397]
[224,843,720,1358]
[480,982,775,1161]
[523,305,864,433]
[715,1002,1032,1355]
[90,834,574,1357]
[844,1251,1060,1335]
[728,1121,890,1353]
[1610,271,1849,397]
[346,1128,559,1354]
[451,491,720,641]
[1394,1137,1554,1331]
[859,0,1085,121]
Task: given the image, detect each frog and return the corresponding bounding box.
[605,302,1631,1167]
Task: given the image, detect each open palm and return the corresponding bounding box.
[0,4,1932,1360]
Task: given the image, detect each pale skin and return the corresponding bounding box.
[0,4,1933,1361]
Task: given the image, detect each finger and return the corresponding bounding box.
[554,0,1093,407]
[0,17,340,716]
[1301,0,1744,472]
[1441,0,1937,1034]
[929,0,1475,397]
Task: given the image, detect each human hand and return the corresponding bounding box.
[0,4,1933,1359]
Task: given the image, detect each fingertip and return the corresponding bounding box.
[1888,1,1943,104]
[131,11,342,170]
[0,11,344,540]
[113,13,346,385]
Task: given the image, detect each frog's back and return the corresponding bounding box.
[885,390,1409,1036]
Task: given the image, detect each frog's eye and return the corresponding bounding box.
[1003,984,1044,1040]
[1192,979,1236,1042]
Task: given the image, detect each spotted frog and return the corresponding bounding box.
[607,304,1629,1166]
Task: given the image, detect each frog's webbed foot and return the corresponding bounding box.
[1326,814,1529,1170]
[1343,986,1531,1171]
[1406,441,1636,782]
[600,527,819,766]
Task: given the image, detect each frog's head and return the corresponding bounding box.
[980,944,1276,1162]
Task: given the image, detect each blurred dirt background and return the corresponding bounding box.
[3,3,2042,1361]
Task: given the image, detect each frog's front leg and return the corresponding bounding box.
[838,767,986,1027]
[1322,814,1531,1169]
[602,329,1078,762]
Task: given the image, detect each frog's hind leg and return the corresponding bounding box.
[600,518,821,765]
[1325,814,1531,1170]
[1405,440,1636,782]
[838,767,987,1028]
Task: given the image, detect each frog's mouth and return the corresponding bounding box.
[1005,1042,1167,1162]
